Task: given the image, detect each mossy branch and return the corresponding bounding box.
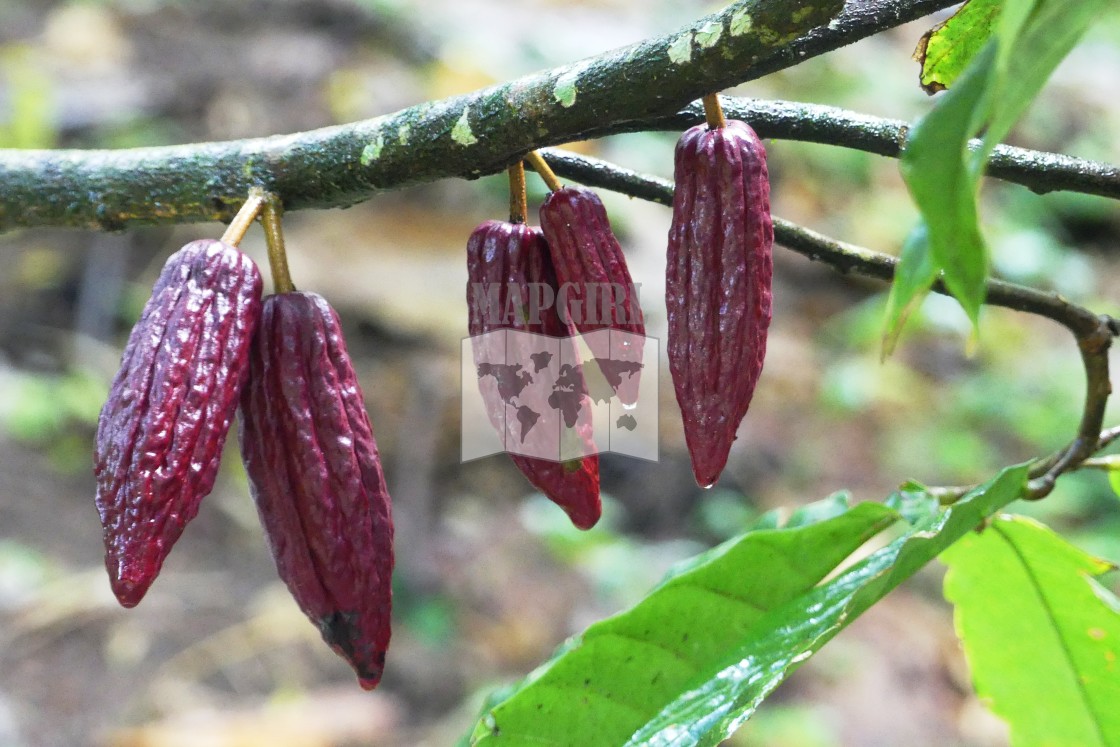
[0,0,962,232]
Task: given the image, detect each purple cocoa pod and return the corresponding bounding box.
[538,186,646,405]
[94,239,262,608]
[238,291,394,690]
[467,220,601,530]
[666,119,773,488]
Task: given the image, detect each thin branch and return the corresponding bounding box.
[1097,426,1120,452]
[1025,326,1113,499]
[538,147,1116,501]
[539,148,1108,338]
[0,0,960,232]
[1079,456,1120,471]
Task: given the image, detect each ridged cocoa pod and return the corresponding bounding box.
[94,239,262,608]
[238,292,393,690]
[666,120,773,488]
[467,220,601,530]
[538,186,645,405]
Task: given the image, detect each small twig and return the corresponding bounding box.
[640,98,1120,202]
[1097,426,1120,452]
[1025,325,1113,499]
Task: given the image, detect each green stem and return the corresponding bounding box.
[219,189,264,246]
[508,162,528,223]
[524,151,563,192]
[261,194,296,294]
[702,94,726,129]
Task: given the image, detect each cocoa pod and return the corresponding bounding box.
[94,239,262,608]
[538,186,645,405]
[467,219,601,529]
[238,291,394,690]
[666,119,773,488]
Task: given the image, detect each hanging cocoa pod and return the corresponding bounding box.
[238,291,394,690]
[93,239,262,608]
[666,118,773,488]
[467,219,601,529]
[538,185,646,405]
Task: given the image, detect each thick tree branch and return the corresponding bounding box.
[0,0,961,232]
[535,148,1116,502]
[644,99,1120,200]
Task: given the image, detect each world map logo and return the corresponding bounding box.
[461,329,658,463]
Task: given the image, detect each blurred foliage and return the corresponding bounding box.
[0,44,56,149]
[730,705,839,747]
[0,539,54,611]
[0,367,106,470]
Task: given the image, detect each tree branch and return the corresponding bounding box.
[0,0,960,232]
[650,99,1120,200]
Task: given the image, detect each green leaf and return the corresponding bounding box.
[915,0,1001,93]
[469,499,899,746]
[900,41,996,327]
[625,463,1027,746]
[895,0,1110,341]
[470,465,1029,746]
[784,490,852,529]
[881,224,937,357]
[942,516,1120,746]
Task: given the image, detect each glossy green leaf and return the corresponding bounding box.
[915,0,1001,93]
[881,224,937,357]
[942,516,1120,746]
[469,499,899,746]
[784,491,853,529]
[470,466,1029,746]
[625,463,1027,746]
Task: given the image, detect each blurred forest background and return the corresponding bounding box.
[0,1,1118,745]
